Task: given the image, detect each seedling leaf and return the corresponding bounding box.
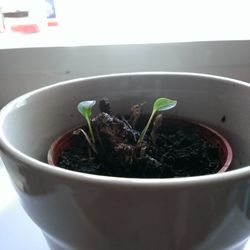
[153,98,177,112]
[77,100,96,144]
[137,97,177,144]
[78,100,96,118]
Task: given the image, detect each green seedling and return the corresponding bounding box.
[73,128,97,154]
[77,100,96,144]
[137,97,177,144]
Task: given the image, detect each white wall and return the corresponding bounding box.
[0,40,250,108]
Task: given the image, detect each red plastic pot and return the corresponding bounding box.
[48,118,233,175]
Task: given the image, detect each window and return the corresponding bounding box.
[0,0,250,49]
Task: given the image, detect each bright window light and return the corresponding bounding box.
[0,0,250,48]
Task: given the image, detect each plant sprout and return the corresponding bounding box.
[73,128,97,154]
[137,97,177,144]
[77,100,96,144]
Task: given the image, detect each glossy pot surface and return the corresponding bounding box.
[0,73,250,250]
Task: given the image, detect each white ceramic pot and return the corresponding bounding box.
[1,72,250,250]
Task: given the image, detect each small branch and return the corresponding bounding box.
[129,102,145,128]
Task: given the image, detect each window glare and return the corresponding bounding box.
[0,0,250,48]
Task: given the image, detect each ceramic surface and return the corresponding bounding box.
[1,72,250,250]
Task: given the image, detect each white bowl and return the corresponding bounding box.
[1,72,250,250]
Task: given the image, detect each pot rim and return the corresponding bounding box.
[0,72,249,187]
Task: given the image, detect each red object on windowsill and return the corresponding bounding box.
[11,24,39,34]
[48,21,58,27]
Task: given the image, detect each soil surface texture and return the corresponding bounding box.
[58,100,220,178]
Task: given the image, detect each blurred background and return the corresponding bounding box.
[0,0,250,48]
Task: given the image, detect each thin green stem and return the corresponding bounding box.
[137,110,156,144]
[86,117,95,144]
[73,128,97,154]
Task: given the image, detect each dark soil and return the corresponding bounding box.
[57,99,221,178]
